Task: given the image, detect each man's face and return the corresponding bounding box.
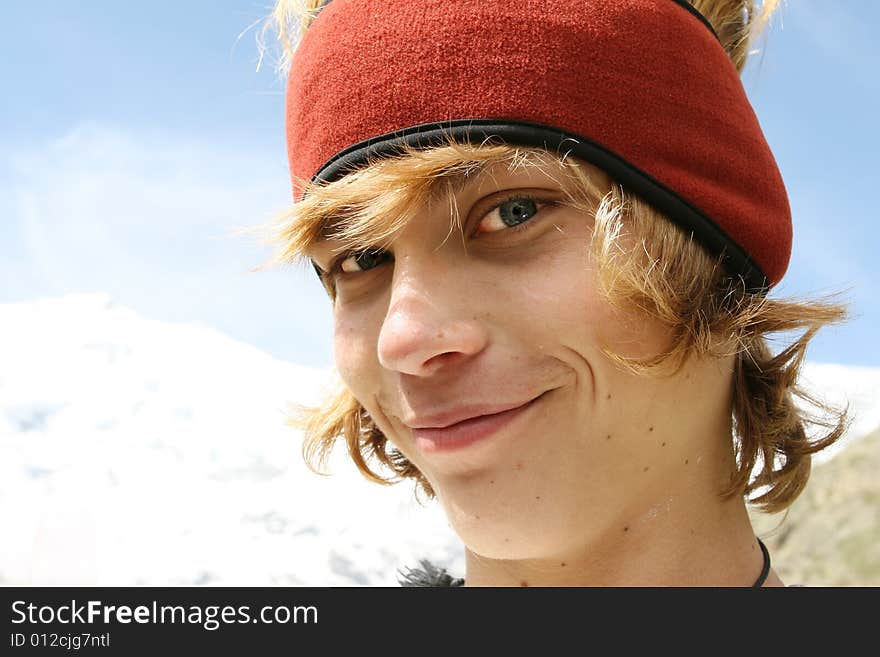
[315,160,723,559]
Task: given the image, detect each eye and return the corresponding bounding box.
[337,247,390,275]
[475,193,549,236]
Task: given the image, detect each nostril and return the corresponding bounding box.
[423,351,462,371]
[421,351,465,374]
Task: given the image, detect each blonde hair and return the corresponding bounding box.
[254,0,852,514]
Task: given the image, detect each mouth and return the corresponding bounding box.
[412,390,549,454]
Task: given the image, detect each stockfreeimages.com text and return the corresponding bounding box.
[11,599,317,631]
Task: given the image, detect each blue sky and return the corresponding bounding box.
[1,1,877,368]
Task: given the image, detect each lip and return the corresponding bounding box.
[405,397,540,430]
[412,391,547,453]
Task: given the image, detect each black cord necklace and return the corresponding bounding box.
[752,537,771,587]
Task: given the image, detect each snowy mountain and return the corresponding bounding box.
[0,294,460,586]
[1,294,878,585]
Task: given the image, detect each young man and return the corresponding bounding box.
[260,0,849,586]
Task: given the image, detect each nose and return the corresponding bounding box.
[376,253,489,376]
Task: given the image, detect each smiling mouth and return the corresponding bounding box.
[406,390,550,430]
[411,390,549,453]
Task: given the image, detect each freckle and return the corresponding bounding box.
[504,537,510,542]
[475,515,480,520]
[561,562,567,567]
[649,426,654,432]
[623,526,629,532]
[662,442,666,447]
[489,480,494,484]
[606,393,612,400]
[520,581,529,587]
[643,466,649,472]
[514,461,524,470]
[606,434,612,440]
[685,459,689,465]
[535,496,541,500]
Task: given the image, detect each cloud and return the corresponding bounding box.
[0,121,334,368]
[8,122,277,282]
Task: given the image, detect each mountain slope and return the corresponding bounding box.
[0,293,461,585]
[753,425,880,585]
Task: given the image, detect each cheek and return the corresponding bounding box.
[518,246,669,368]
[593,302,674,363]
[518,245,607,342]
[526,229,670,358]
[332,312,378,394]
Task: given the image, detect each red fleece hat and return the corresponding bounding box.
[286,0,792,293]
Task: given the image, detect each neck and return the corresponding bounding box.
[462,490,783,587]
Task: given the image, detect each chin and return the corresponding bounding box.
[444,504,569,561]
[460,531,564,562]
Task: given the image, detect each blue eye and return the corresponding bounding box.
[477,194,554,233]
[496,197,539,227]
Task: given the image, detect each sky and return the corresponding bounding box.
[1,0,878,369]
